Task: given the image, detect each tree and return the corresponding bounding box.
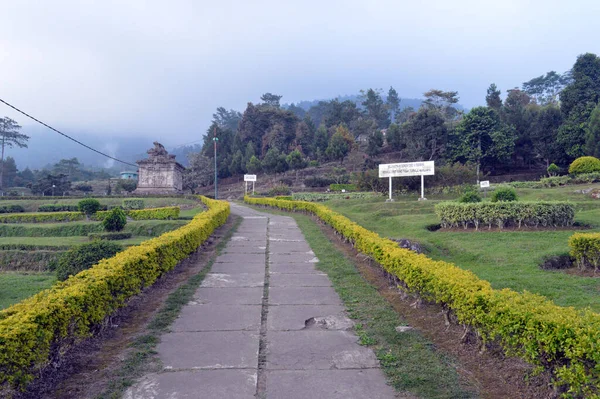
[361,89,389,127]
[558,53,600,158]
[115,179,137,193]
[395,106,415,124]
[0,157,17,188]
[314,125,329,160]
[260,93,283,108]
[212,107,242,131]
[245,155,262,174]
[522,71,572,105]
[586,104,600,158]
[422,89,460,120]
[74,183,94,194]
[30,173,71,196]
[286,149,306,183]
[451,107,516,182]
[486,83,502,109]
[386,86,401,123]
[183,152,213,193]
[228,150,245,176]
[53,158,82,180]
[530,105,563,167]
[366,130,384,156]
[386,123,402,151]
[262,148,288,173]
[399,108,448,161]
[294,118,315,157]
[502,89,534,167]
[326,125,353,164]
[0,117,28,192]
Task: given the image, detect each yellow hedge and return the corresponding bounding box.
[0,211,85,223]
[0,197,229,393]
[93,206,180,221]
[569,233,600,271]
[245,196,600,398]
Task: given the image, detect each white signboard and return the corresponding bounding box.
[244,174,257,182]
[480,180,490,188]
[379,161,435,178]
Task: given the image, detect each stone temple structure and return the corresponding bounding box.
[133,142,184,194]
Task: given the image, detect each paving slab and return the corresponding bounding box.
[268,304,347,331]
[269,272,332,287]
[124,369,257,399]
[269,243,313,254]
[266,330,379,370]
[269,262,324,274]
[158,331,259,369]
[221,246,266,254]
[201,273,264,288]
[171,304,262,332]
[269,286,343,305]
[271,253,319,264]
[211,262,265,273]
[214,253,265,264]
[193,287,264,305]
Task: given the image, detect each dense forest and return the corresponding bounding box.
[183,52,600,192]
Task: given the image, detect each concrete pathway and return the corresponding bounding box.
[125,203,396,399]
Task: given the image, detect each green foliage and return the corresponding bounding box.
[569,233,600,271]
[0,212,85,223]
[102,207,127,232]
[291,192,380,202]
[540,176,571,187]
[435,201,574,229]
[458,191,482,203]
[88,232,133,241]
[73,183,93,193]
[308,160,319,167]
[0,251,63,272]
[0,205,24,213]
[286,149,307,170]
[127,207,180,220]
[245,155,262,174]
[490,187,518,202]
[78,198,101,215]
[55,241,123,281]
[385,123,402,151]
[262,148,288,174]
[586,105,600,158]
[569,156,600,175]
[326,125,352,164]
[547,163,560,176]
[330,184,357,192]
[304,176,334,188]
[268,185,291,196]
[123,199,145,210]
[399,108,448,160]
[38,204,79,212]
[115,179,137,193]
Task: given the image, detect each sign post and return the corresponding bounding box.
[244,174,257,196]
[480,180,490,198]
[379,161,435,202]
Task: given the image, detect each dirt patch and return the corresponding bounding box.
[312,216,556,399]
[563,268,600,278]
[16,216,238,399]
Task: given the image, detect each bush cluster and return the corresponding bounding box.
[78,198,101,216]
[490,187,518,202]
[435,202,575,230]
[0,196,229,392]
[55,241,123,281]
[102,207,127,232]
[569,156,600,175]
[245,195,600,396]
[0,205,25,214]
[38,204,79,212]
[569,233,600,271]
[123,199,145,210]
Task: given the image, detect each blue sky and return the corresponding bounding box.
[0,0,598,147]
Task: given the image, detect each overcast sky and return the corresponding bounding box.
[1,0,598,148]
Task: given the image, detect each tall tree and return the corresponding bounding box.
[586,104,600,158]
[530,105,563,167]
[0,157,17,188]
[0,117,28,192]
[522,71,572,105]
[422,89,460,121]
[212,107,242,131]
[386,123,402,151]
[486,83,502,110]
[361,89,389,127]
[451,107,516,181]
[386,87,401,123]
[502,89,534,167]
[184,153,213,193]
[53,158,82,180]
[326,125,353,164]
[366,130,384,156]
[558,53,600,158]
[399,108,448,161]
[260,93,283,108]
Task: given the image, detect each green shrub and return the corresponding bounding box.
[274,196,293,201]
[330,183,357,192]
[55,241,123,281]
[268,185,291,196]
[304,176,334,187]
[102,207,127,232]
[458,191,482,203]
[78,198,101,216]
[291,192,380,202]
[38,204,79,212]
[123,199,144,210]
[88,232,133,241]
[547,163,560,176]
[569,233,600,271]
[435,202,575,229]
[0,205,25,214]
[0,250,64,272]
[540,176,572,187]
[308,160,319,167]
[572,172,600,184]
[0,212,85,224]
[490,187,518,202]
[128,207,179,220]
[569,156,600,175]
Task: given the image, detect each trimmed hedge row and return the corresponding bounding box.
[37,204,80,212]
[245,196,600,397]
[0,205,25,214]
[0,250,64,272]
[123,199,144,210]
[291,192,381,202]
[435,202,575,230]
[569,233,600,271]
[94,206,180,221]
[0,212,85,224]
[0,196,229,393]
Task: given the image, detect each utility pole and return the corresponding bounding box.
[213,127,219,199]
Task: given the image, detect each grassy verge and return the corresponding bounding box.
[96,215,242,399]
[178,207,204,219]
[251,205,476,398]
[326,196,600,312]
[0,220,188,237]
[0,272,56,310]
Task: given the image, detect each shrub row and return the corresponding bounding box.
[569,233,600,271]
[244,196,600,396]
[291,192,381,202]
[37,204,80,212]
[0,244,69,251]
[94,206,180,221]
[329,184,357,192]
[0,196,229,393]
[0,205,25,214]
[506,172,600,189]
[88,232,133,241]
[0,250,64,272]
[435,202,575,230]
[0,212,86,224]
[123,199,144,210]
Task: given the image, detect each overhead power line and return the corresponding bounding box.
[0,98,137,168]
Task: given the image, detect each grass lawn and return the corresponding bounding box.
[178,207,204,218]
[0,272,56,309]
[325,185,600,312]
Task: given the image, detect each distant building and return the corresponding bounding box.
[120,171,139,180]
[133,142,184,195]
